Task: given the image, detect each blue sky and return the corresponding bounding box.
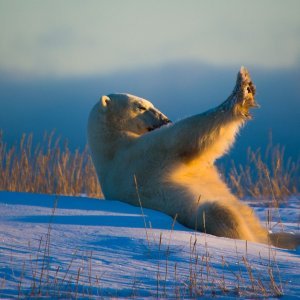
[0,0,300,78]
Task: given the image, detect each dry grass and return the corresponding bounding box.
[226,144,299,200]
[0,131,102,198]
[0,131,299,201]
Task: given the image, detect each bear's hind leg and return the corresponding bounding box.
[196,202,258,242]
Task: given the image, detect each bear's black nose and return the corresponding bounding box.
[164,118,172,124]
[147,118,172,132]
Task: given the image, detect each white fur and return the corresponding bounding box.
[87,70,299,249]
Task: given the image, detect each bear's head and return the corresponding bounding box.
[89,93,171,136]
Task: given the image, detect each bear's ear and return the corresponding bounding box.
[100,95,111,111]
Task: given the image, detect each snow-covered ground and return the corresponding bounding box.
[0,192,299,298]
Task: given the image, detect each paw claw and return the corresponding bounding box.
[233,67,259,119]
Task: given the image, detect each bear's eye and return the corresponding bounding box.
[137,105,147,111]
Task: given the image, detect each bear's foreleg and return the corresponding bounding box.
[150,67,259,163]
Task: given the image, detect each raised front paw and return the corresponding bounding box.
[230,67,259,119]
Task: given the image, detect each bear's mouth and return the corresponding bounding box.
[147,119,172,132]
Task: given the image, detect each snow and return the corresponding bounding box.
[0,192,299,298]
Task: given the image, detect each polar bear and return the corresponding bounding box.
[88,67,299,249]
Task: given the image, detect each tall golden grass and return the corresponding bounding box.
[226,145,299,200]
[0,131,102,198]
[0,131,299,200]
